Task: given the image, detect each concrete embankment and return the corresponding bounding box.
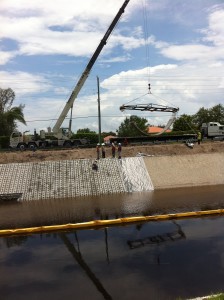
[0,153,223,201]
[144,152,224,189]
[0,157,153,201]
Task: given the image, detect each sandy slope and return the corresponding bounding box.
[0,141,223,164]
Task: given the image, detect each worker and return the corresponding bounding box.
[92,160,98,171]
[197,131,202,145]
[96,143,100,159]
[101,143,106,158]
[111,142,116,158]
[118,143,122,159]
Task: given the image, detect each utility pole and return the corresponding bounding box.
[97,76,101,144]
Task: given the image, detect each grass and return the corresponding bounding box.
[209,294,224,300]
[176,293,224,300]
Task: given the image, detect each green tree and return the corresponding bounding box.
[207,104,224,124]
[101,131,116,137]
[192,107,210,128]
[193,104,224,128]
[172,114,195,132]
[117,115,148,137]
[77,128,96,134]
[0,88,26,136]
[0,88,15,112]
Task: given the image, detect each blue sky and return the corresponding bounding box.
[0,0,224,134]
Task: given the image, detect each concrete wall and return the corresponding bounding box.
[144,153,224,189]
[0,157,153,201]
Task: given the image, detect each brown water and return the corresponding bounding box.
[0,185,224,229]
[0,186,224,299]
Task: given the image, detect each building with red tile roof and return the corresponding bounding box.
[103,135,116,144]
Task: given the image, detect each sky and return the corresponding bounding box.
[0,0,224,135]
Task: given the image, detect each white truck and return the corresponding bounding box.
[10,0,130,150]
[9,129,89,150]
[201,122,224,139]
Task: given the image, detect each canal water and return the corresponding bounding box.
[0,185,224,230]
[0,185,224,299]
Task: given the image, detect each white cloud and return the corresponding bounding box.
[0,71,52,97]
[54,87,70,95]
[201,9,224,46]
[0,51,16,65]
[1,1,223,66]
[159,8,224,62]
[99,62,224,127]
[0,0,142,63]
[160,44,218,61]
[99,54,132,63]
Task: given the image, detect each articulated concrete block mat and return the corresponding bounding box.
[144,153,224,189]
[121,157,153,192]
[0,157,153,201]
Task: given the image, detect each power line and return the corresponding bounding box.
[25,113,174,122]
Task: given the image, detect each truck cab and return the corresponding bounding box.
[10,131,23,148]
[201,122,224,138]
[10,130,38,149]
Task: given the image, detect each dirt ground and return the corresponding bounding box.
[0,141,223,164]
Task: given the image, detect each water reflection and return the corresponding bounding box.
[1,216,224,300]
[0,191,154,229]
[0,185,224,230]
[60,233,112,300]
[127,221,186,250]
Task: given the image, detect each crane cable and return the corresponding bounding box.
[141,0,151,85]
[119,1,179,136]
[142,2,178,117]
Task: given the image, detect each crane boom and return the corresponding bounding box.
[53,0,130,134]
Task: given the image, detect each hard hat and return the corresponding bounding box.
[118,143,121,145]
[97,143,100,145]
[102,143,105,146]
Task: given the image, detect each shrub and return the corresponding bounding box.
[0,136,10,149]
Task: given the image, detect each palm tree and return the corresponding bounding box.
[0,88,26,136]
[0,106,26,136]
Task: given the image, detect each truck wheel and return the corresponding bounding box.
[41,141,47,148]
[18,143,26,151]
[63,141,72,148]
[28,143,37,150]
[73,140,81,147]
